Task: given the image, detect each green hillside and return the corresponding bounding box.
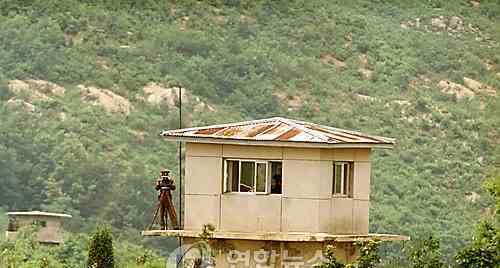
[0,0,499,265]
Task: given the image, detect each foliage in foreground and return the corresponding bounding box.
[315,240,382,268]
[0,226,164,268]
[408,236,445,268]
[88,226,115,268]
[317,234,498,268]
[314,244,346,268]
[455,220,499,268]
[357,240,382,268]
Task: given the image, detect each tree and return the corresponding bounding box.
[314,245,345,268]
[455,225,498,268]
[356,240,382,268]
[314,240,382,268]
[484,175,500,217]
[408,236,445,268]
[455,174,500,267]
[87,226,114,268]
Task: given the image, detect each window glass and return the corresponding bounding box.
[343,164,349,194]
[333,162,354,196]
[334,163,342,194]
[240,161,255,192]
[256,162,267,192]
[226,160,239,192]
[348,163,354,196]
[270,162,282,194]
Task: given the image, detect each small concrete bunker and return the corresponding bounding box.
[143,117,409,267]
[6,211,72,245]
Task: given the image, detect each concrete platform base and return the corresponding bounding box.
[142,229,409,242]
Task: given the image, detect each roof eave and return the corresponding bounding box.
[7,212,72,218]
[161,135,395,149]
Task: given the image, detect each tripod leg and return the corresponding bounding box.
[149,203,160,230]
[165,194,178,229]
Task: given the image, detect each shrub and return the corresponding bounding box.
[357,240,382,268]
[455,220,499,268]
[87,226,115,268]
[408,236,445,268]
[314,245,345,268]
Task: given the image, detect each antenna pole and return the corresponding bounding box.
[176,85,183,268]
[178,85,182,229]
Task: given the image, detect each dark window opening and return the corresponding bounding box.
[7,217,18,232]
[33,220,47,228]
[226,160,239,192]
[270,162,282,194]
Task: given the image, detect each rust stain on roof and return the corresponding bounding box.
[260,123,287,135]
[217,127,242,137]
[245,124,276,137]
[194,127,225,135]
[276,128,301,141]
[161,117,395,146]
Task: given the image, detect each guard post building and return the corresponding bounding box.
[143,117,408,267]
[6,211,72,245]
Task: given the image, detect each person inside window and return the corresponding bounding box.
[271,173,282,194]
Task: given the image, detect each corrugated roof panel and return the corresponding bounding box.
[193,127,225,135]
[244,124,276,137]
[288,131,325,142]
[276,128,302,141]
[256,123,293,140]
[161,117,395,146]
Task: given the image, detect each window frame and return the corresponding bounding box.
[223,158,282,195]
[332,161,354,197]
[255,161,268,193]
[239,160,256,192]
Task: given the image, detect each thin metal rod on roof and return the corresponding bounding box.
[178,85,182,229]
[177,84,183,268]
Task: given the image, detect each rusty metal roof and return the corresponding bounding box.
[161,117,395,148]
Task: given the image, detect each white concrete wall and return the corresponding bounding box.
[184,143,223,231]
[182,238,358,267]
[183,143,372,235]
[185,156,222,195]
[184,194,220,230]
[220,194,282,232]
[331,198,353,234]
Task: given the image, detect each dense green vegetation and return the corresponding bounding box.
[0,0,499,266]
[88,227,115,268]
[0,226,165,267]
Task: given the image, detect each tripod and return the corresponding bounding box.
[148,201,161,230]
[149,191,179,230]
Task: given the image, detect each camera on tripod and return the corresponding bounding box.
[159,169,174,190]
[149,168,179,230]
[160,170,169,178]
